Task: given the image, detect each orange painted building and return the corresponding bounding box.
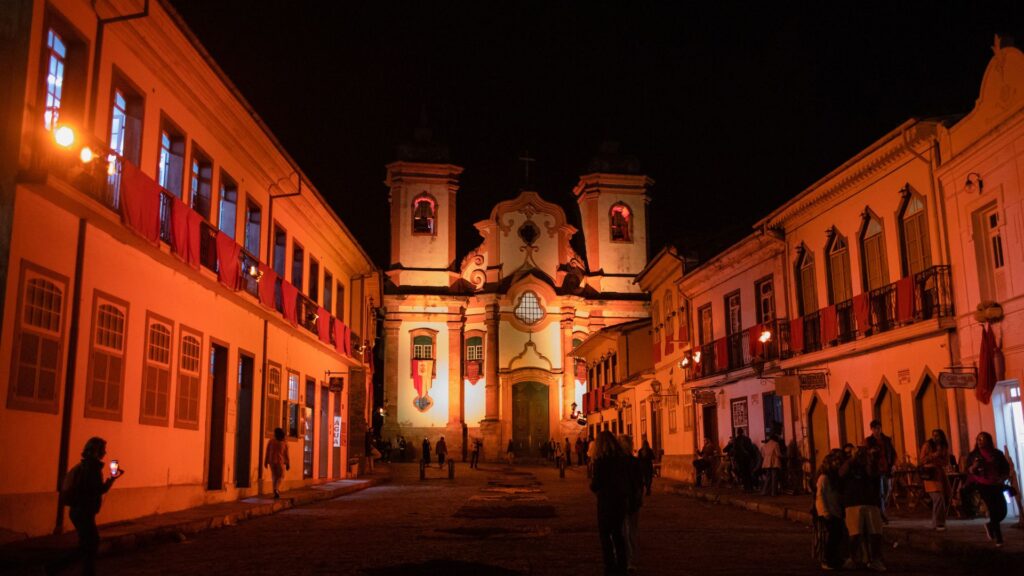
[0,0,377,537]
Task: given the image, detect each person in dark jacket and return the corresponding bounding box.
[840,445,885,571]
[963,431,1011,546]
[49,437,124,576]
[864,420,897,522]
[435,436,448,468]
[421,437,431,465]
[637,438,656,496]
[620,435,645,571]
[724,428,756,491]
[591,431,632,575]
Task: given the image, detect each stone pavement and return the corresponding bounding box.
[663,479,1024,560]
[0,469,389,575]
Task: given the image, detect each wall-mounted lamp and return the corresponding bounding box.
[693,351,702,364]
[758,329,773,344]
[307,311,319,323]
[965,172,983,194]
[247,264,264,281]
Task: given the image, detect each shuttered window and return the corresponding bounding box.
[86,295,127,420]
[174,330,202,429]
[8,264,67,413]
[140,315,173,426]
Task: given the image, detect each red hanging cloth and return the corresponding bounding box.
[789,318,804,353]
[896,276,914,323]
[215,232,242,290]
[170,197,189,261]
[119,161,161,245]
[664,335,674,357]
[976,324,996,405]
[281,281,298,325]
[317,307,330,343]
[257,263,277,309]
[748,325,762,358]
[343,323,352,356]
[854,292,870,334]
[821,305,838,344]
[715,338,728,371]
[333,318,346,355]
[652,334,662,364]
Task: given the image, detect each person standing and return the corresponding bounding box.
[506,439,515,465]
[554,438,564,469]
[964,431,1011,547]
[637,438,655,496]
[760,433,783,496]
[422,437,432,466]
[840,445,885,571]
[264,427,290,499]
[693,437,719,488]
[436,436,448,468]
[50,437,125,576]
[564,437,574,468]
[619,435,644,572]
[591,431,632,575]
[814,449,847,570]
[864,420,897,522]
[470,438,482,469]
[725,429,756,491]
[918,429,950,531]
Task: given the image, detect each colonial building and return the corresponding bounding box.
[0,0,378,537]
[380,142,650,460]
[937,38,1024,485]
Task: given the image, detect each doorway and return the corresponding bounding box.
[994,380,1023,518]
[838,390,863,448]
[332,391,342,478]
[702,403,718,446]
[808,396,829,471]
[319,385,329,479]
[304,378,315,479]
[512,382,549,456]
[207,342,228,490]
[874,383,905,461]
[234,352,254,488]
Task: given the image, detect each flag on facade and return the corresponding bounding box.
[412,358,434,412]
[977,324,996,405]
[466,359,482,384]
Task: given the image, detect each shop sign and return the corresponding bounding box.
[939,372,976,389]
[693,389,717,405]
[799,373,827,390]
[333,416,342,448]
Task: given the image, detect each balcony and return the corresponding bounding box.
[687,319,790,381]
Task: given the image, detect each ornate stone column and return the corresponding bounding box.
[480,303,501,460]
[381,317,401,439]
[446,313,465,458]
[560,307,575,421]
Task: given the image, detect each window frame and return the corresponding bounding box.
[796,245,818,316]
[897,189,932,278]
[217,171,238,239]
[308,256,320,304]
[411,192,437,236]
[265,361,284,438]
[825,229,853,305]
[859,210,890,292]
[754,275,775,324]
[189,143,214,221]
[697,303,713,346]
[84,290,129,421]
[609,202,634,243]
[287,369,301,438]
[292,239,305,292]
[139,311,174,427]
[40,11,88,132]
[410,328,438,379]
[244,195,262,259]
[156,114,187,199]
[323,269,334,315]
[173,325,203,430]
[7,261,69,413]
[335,281,345,322]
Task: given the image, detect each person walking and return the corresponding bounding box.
[264,427,290,499]
[620,435,645,572]
[436,435,448,468]
[637,438,655,496]
[422,437,432,466]
[49,437,125,576]
[693,437,719,488]
[725,428,756,491]
[470,438,482,469]
[554,438,565,469]
[760,433,783,496]
[814,449,848,570]
[918,429,950,531]
[590,431,632,575]
[840,445,885,571]
[963,431,1011,547]
[506,439,515,465]
[864,420,897,522]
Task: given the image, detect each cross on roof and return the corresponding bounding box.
[517,152,536,186]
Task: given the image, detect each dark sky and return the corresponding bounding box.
[167,1,1023,268]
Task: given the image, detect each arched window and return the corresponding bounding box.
[411,193,436,235]
[663,290,675,344]
[860,211,889,291]
[609,203,632,242]
[825,229,853,304]
[413,335,434,359]
[141,314,173,425]
[465,334,483,384]
[10,266,67,413]
[899,190,932,277]
[175,330,202,429]
[87,297,127,419]
[796,245,818,316]
[914,374,949,449]
[514,291,545,325]
[838,389,863,447]
[873,382,905,461]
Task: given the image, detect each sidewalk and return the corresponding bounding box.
[662,480,1024,561]
[0,468,390,574]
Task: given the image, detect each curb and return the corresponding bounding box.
[665,483,1021,562]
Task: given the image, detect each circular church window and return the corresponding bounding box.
[514,291,545,325]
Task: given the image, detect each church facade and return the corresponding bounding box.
[380,147,651,460]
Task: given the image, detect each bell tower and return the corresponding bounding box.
[573,142,653,294]
[384,126,463,288]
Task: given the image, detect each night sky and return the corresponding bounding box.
[167,1,1023,268]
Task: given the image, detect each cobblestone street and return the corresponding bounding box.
[86,463,1014,575]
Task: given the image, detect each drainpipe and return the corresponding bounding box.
[86,0,150,132]
[54,219,87,534]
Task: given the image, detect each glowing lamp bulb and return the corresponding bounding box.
[693,351,702,364]
[759,330,772,344]
[680,357,690,368]
[79,146,94,163]
[54,126,75,148]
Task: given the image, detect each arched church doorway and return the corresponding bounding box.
[513,381,550,456]
[808,396,830,471]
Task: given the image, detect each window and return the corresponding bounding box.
[668,404,677,434]
[7,262,67,413]
[899,191,932,277]
[755,277,775,324]
[86,292,128,420]
[826,230,853,304]
[189,146,213,220]
[973,204,1006,301]
[413,335,434,360]
[287,371,300,438]
[140,314,173,426]
[609,203,633,242]
[335,282,345,321]
[698,304,713,345]
[640,400,647,438]
[796,246,818,316]
[860,212,889,291]
[466,336,483,361]
[309,257,320,303]
[514,291,545,325]
[265,363,283,437]
[157,120,185,198]
[725,291,741,336]
[411,193,436,235]
[174,328,202,430]
[292,241,304,291]
[43,28,67,130]
[323,270,334,315]
[244,198,262,257]
[663,291,675,342]
[652,301,661,344]
[676,294,690,344]
[763,391,784,439]
[218,172,238,238]
[272,223,287,276]
[682,390,694,431]
[107,77,144,209]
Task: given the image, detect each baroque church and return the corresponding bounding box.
[380,135,651,460]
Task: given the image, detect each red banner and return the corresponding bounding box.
[257,264,277,309]
[281,281,298,325]
[748,325,762,358]
[120,161,161,245]
[317,307,330,344]
[412,359,434,398]
[854,292,870,333]
[466,360,482,384]
[789,318,804,353]
[215,231,241,290]
[896,276,914,323]
[821,305,838,344]
[715,338,728,372]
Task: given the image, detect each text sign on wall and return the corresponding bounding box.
[333,416,342,448]
[731,398,749,429]
[799,373,828,390]
[939,372,977,389]
[693,390,717,405]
